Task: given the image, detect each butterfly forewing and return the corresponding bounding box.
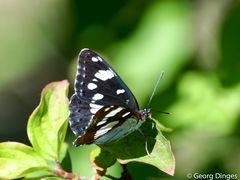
[69,48,140,145]
[74,49,138,109]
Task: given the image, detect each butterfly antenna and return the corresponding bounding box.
[147,71,164,108]
[151,109,171,115]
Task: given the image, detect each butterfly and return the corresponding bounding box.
[69,48,152,146]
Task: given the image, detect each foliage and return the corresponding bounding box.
[0,81,175,179]
[1,0,240,179]
[0,81,70,179]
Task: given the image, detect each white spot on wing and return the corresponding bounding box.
[79,89,83,96]
[90,103,103,109]
[96,117,108,126]
[104,107,111,112]
[90,109,98,114]
[92,93,104,100]
[116,89,125,95]
[94,121,119,138]
[106,107,124,117]
[87,83,97,90]
[93,78,98,82]
[94,127,111,138]
[103,121,118,128]
[86,115,95,127]
[92,57,98,62]
[95,70,115,81]
[97,56,103,61]
[122,112,131,118]
[90,103,103,114]
[72,130,77,135]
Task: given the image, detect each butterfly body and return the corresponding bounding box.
[69,48,151,146]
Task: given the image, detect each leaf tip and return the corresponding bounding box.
[161,149,176,176]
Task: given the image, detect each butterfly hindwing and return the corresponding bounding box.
[69,94,93,137]
[73,105,134,145]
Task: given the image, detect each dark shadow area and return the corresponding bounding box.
[219,4,240,87]
[100,121,158,159]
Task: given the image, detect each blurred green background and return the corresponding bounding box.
[0,0,239,179]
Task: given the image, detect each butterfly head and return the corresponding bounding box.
[138,108,152,120]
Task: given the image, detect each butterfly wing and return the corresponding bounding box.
[69,48,140,145]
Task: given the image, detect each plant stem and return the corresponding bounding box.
[52,161,88,180]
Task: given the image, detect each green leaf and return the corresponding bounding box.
[40,177,64,180]
[27,80,69,161]
[99,120,175,176]
[90,147,117,168]
[0,142,49,179]
[89,147,117,179]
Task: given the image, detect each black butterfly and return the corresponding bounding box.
[69,48,151,146]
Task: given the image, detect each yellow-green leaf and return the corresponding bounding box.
[27,80,69,161]
[99,120,175,176]
[0,142,49,179]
